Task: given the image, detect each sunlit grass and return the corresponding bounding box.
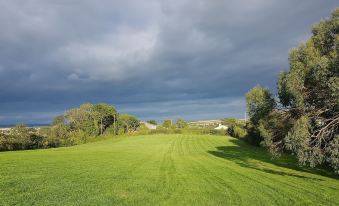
[0,134,338,205]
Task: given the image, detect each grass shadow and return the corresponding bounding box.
[208,138,338,180]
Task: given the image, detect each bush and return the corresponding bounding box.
[228,125,247,139]
[0,125,47,151]
[68,130,88,146]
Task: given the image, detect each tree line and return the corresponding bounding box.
[245,9,338,173]
[0,103,140,151]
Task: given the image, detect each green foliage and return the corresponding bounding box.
[278,9,338,116]
[0,103,137,152]
[64,103,118,136]
[245,86,276,145]
[147,120,157,125]
[118,114,140,133]
[9,124,34,149]
[47,123,71,147]
[222,118,245,128]
[246,9,339,173]
[65,103,98,136]
[283,116,324,168]
[228,125,247,139]
[326,135,339,173]
[68,130,88,145]
[277,9,339,173]
[0,124,46,151]
[0,122,84,150]
[162,119,172,128]
[175,118,188,129]
[258,111,292,155]
[246,86,275,126]
[223,118,247,139]
[52,115,66,126]
[135,124,150,135]
[93,103,117,135]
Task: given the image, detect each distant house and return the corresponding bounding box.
[214,124,228,130]
[189,119,222,127]
[141,122,157,130]
[0,128,11,135]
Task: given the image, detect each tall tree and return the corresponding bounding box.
[246,9,339,173]
[277,9,339,172]
[245,86,276,146]
[93,103,117,135]
[246,86,276,126]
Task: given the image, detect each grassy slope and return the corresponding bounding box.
[0,134,338,206]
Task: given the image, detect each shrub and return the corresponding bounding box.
[228,125,247,139]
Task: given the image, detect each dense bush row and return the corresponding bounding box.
[0,125,96,151]
[0,103,140,152]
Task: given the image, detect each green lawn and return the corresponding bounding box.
[0,134,338,205]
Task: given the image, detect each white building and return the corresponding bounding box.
[214,124,228,130]
[141,122,157,130]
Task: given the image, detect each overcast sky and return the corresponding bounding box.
[0,0,337,124]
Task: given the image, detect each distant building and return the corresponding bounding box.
[188,119,222,127]
[0,128,11,135]
[141,122,157,130]
[214,124,228,130]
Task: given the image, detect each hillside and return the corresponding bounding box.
[0,135,338,205]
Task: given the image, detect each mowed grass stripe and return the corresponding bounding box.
[203,137,335,205]
[193,136,282,205]
[203,137,328,204]
[0,134,338,206]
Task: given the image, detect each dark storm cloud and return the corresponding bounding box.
[0,0,337,124]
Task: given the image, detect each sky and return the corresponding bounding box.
[0,0,338,124]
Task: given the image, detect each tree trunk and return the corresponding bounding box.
[100,118,103,136]
[113,114,116,135]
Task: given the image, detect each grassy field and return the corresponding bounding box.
[0,134,338,205]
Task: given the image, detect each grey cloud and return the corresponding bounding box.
[0,0,337,124]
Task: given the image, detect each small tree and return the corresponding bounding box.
[65,103,98,135]
[245,86,276,145]
[162,119,172,129]
[175,118,188,129]
[93,103,117,135]
[246,86,276,126]
[119,114,140,133]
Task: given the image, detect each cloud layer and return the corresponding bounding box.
[0,0,337,124]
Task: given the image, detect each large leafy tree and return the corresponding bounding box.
[278,9,339,172]
[65,103,118,136]
[247,9,338,173]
